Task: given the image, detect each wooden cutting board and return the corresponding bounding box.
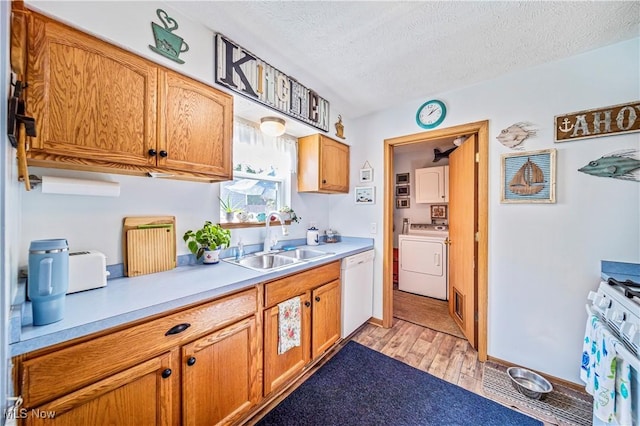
[123,216,176,277]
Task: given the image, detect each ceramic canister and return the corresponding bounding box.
[28,239,69,325]
[306,227,320,246]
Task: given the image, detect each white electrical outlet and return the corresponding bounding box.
[369,222,377,234]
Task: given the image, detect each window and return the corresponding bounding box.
[220,118,296,223]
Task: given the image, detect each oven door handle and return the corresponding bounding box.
[585,304,640,372]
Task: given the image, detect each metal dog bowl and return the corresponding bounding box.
[507,367,553,400]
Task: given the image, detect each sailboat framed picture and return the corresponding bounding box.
[501,148,556,204]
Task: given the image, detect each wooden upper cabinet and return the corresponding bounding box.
[298,134,349,193]
[158,70,232,178]
[26,12,157,167]
[23,10,233,182]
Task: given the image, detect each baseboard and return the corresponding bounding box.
[367,317,383,327]
[486,355,585,392]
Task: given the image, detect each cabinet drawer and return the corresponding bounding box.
[20,288,256,407]
[264,261,340,308]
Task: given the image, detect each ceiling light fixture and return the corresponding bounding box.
[260,117,286,137]
[453,135,468,146]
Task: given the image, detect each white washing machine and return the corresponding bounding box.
[398,224,448,300]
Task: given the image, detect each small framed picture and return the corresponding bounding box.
[359,168,373,183]
[431,204,447,219]
[396,198,410,209]
[396,173,410,184]
[354,186,375,204]
[501,148,556,204]
[395,185,410,196]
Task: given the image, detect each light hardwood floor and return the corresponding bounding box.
[351,318,485,394]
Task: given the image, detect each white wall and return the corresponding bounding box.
[330,38,640,383]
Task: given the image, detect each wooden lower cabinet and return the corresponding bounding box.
[25,350,178,426]
[182,317,259,426]
[311,279,341,359]
[263,274,341,396]
[14,289,258,426]
[263,293,311,395]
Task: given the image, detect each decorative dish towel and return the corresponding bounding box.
[581,314,632,424]
[278,296,301,355]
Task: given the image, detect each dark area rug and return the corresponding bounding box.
[482,361,593,426]
[257,341,541,426]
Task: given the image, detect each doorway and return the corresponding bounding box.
[383,120,489,361]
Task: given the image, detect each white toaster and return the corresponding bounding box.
[67,250,110,294]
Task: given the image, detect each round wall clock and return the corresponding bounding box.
[416,100,447,129]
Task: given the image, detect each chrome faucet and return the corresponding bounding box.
[263,211,288,253]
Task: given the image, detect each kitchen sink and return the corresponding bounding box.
[223,253,303,272]
[277,248,334,261]
[223,248,334,272]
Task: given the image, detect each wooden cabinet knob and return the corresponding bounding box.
[159,150,168,158]
[187,356,196,366]
[148,149,157,156]
[161,368,172,378]
[304,301,311,308]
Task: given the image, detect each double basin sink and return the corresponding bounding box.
[223,248,334,272]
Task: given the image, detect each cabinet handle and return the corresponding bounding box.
[165,323,191,336]
[161,368,172,379]
[159,150,168,158]
[148,149,157,156]
[322,179,327,184]
[315,296,321,302]
[304,301,311,308]
[187,356,196,366]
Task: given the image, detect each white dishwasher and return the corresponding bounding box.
[341,250,375,338]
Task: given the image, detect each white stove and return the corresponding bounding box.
[585,261,639,426]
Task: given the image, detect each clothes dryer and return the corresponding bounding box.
[398,224,448,300]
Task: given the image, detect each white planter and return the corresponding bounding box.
[202,249,221,264]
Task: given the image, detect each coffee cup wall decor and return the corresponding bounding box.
[149,9,189,64]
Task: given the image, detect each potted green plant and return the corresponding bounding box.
[219,195,240,222]
[183,221,231,264]
[279,206,301,223]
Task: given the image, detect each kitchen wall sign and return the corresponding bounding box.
[578,149,640,182]
[215,33,330,132]
[149,9,189,64]
[555,101,640,142]
[501,148,556,204]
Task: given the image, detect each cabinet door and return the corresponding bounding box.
[26,351,177,426]
[158,70,233,178]
[263,292,312,396]
[319,137,349,192]
[27,13,157,166]
[311,279,341,359]
[415,166,446,203]
[182,316,259,426]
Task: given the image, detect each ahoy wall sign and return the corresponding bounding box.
[215,34,330,132]
[555,101,640,142]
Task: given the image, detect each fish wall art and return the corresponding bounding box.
[496,122,537,150]
[578,149,640,182]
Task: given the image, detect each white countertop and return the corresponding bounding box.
[11,238,374,356]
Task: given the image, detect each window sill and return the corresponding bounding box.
[220,220,293,230]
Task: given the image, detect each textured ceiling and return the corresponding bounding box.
[172,1,639,134]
